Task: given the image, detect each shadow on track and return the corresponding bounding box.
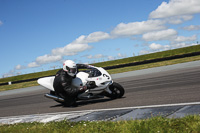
[50,97,126,108]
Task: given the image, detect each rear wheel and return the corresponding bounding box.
[108,82,125,99]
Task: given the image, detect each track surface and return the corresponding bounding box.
[0,64,200,117]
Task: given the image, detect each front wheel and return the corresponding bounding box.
[107,82,125,99]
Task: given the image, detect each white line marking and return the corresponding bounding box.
[66,101,200,113]
[1,101,200,124]
[3,101,200,119]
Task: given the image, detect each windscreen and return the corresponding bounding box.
[88,68,102,77]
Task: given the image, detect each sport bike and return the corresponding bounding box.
[37,65,125,105]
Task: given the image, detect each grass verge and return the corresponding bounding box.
[1,115,200,132]
[1,45,200,84]
[108,54,200,74]
[1,55,200,92]
[0,81,38,92]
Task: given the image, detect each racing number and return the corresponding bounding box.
[103,74,110,80]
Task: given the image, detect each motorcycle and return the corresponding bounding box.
[37,65,125,105]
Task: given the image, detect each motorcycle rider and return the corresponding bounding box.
[53,60,93,106]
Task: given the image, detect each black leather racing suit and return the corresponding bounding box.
[53,69,78,98]
[53,64,91,105]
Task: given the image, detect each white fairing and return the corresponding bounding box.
[37,66,113,94]
[37,76,55,91]
[86,67,112,91]
[71,72,89,88]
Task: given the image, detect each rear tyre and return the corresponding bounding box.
[108,82,125,99]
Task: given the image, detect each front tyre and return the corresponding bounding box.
[108,82,125,99]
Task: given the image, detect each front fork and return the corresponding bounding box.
[104,81,113,94]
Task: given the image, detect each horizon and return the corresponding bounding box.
[0,0,200,78]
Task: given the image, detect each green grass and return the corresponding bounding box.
[0,45,200,92]
[108,54,200,74]
[1,54,200,92]
[1,45,200,84]
[0,81,38,92]
[94,44,200,67]
[0,69,58,84]
[1,115,200,132]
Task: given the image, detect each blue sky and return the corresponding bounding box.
[0,0,200,78]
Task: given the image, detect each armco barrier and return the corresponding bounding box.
[0,78,39,86]
[1,51,200,86]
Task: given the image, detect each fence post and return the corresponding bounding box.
[8,81,12,85]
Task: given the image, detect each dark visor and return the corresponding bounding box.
[66,66,77,73]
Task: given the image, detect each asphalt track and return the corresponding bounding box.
[0,61,200,118]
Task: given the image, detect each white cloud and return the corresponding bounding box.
[73,31,110,44]
[143,28,197,44]
[27,55,62,68]
[15,65,26,70]
[111,19,166,37]
[171,42,198,49]
[2,73,15,78]
[86,53,127,60]
[86,54,105,59]
[142,29,177,41]
[139,50,149,55]
[163,45,171,51]
[84,54,110,61]
[149,43,171,51]
[36,54,62,64]
[173,35,197,42]
[26,31,108,69]
[117,53,127,58]
[0,21,3,26]
[51,32,108,56]
[15,65,21,70]
[172,42,187,48]
[107,56,114,60]
[28,62,40,68]
[166,15,193,24]
[149,43,163,51]
[181,15,194,21]
[182,25,200,31]
[52,43,92,56]
[12,0,200,73]
[167,18,183,24]
[149,0,200,19]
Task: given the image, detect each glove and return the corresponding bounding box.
[79,85,87,92]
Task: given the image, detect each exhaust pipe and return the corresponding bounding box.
[44,93,65,102]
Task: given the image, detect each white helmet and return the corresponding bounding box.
[63,60,77,77]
